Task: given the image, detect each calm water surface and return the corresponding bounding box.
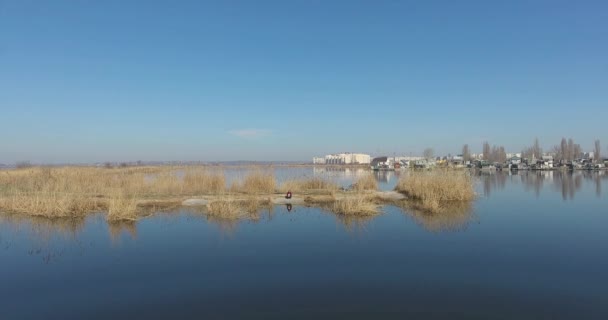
[1,169,607,319]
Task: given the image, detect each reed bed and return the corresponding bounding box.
[0,166,228,220]
[352,174,378,191]
[230,170,276,194]
[395,170,475,213]
[206,200,244,219]
[331,195,379,216]
[280,177,339,193]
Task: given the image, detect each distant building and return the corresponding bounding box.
[584,152,595,160]
[313,157,325,164]
[313,153,371,165]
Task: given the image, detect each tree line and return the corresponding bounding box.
[458,138,602,164]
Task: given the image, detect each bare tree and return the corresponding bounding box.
[533,138,542,159]
[573,143,582,161]
[567,138,574,161]
[594,140,601,162]
[560,138,567,162]
[482,142,491,161]
[498,146,506,163]
[462,144,471,162]
[423,148,434,160]
[551,145,563,162]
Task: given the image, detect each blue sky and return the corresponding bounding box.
[1,1,606,163]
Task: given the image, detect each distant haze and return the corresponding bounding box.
[1,1,606,164]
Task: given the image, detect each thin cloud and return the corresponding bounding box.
[229,129,271,139]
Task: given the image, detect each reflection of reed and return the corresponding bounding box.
[108,220,137,242]
[395,201,475,232]
[334,214,374,234]
[0,212,85,240]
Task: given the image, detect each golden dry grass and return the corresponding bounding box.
[231,170,276,194]
[206,200,244,219]
[352,174,378,191]
[395,170,475,213]
[280,177,339,193]
[331,195,379,216]
[0,166,228,220]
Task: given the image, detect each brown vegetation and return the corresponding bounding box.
[330,195,379,216]
[0,166,227,220]
[395,170,475,213]
[230,170,276,194]
[280,177,338,194]
[352,174,378,191]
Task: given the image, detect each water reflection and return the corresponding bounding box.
[476,171,507,197]
[372,170,400,183]
[478,171,606,200]
[396,201,476,232]
[108,220,137,242]
[333,214,375,234]
[0,212,85,240]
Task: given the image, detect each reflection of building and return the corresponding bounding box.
[312,153,371,165]
[313,166,368,176]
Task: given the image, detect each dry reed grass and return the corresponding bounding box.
[206,200,244,219]
[331,195,379,216]
[395,170,475,213]
[106,191,139,221]
[0,166,229,220]
[352,174,378,191]
[231,170,276,194]
[280,177,339,194]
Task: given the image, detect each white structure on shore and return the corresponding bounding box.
[313,153,371,165]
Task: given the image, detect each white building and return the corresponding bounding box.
[313,153,371,165]
[313,157,326,164]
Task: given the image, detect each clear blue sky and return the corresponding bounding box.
[1,0,606,163]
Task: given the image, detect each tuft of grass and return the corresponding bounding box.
[395,170,475,213]
[331,196,379,216]
[233,170,276,194]
[106,191,138,221]
[352,174,378,191]
[206,200,243,219]
[280,177,339,193]
[182,169,226,194]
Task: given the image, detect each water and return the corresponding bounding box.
[1,169,607,319]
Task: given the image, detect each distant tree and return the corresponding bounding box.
[551,145,563,162]
[462,144,471,162]
[573,142,582,160]
[482,142,491,161]
[567,138,575,161]
[533,138,542,159]
[103,162,113,169]
[498,146,506,163]
[423,148,434,160]
[136,160,143,166]
[594,140,601,162]
[119,162,129,168]
[15,161,32,169]
[560,138,568,161]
